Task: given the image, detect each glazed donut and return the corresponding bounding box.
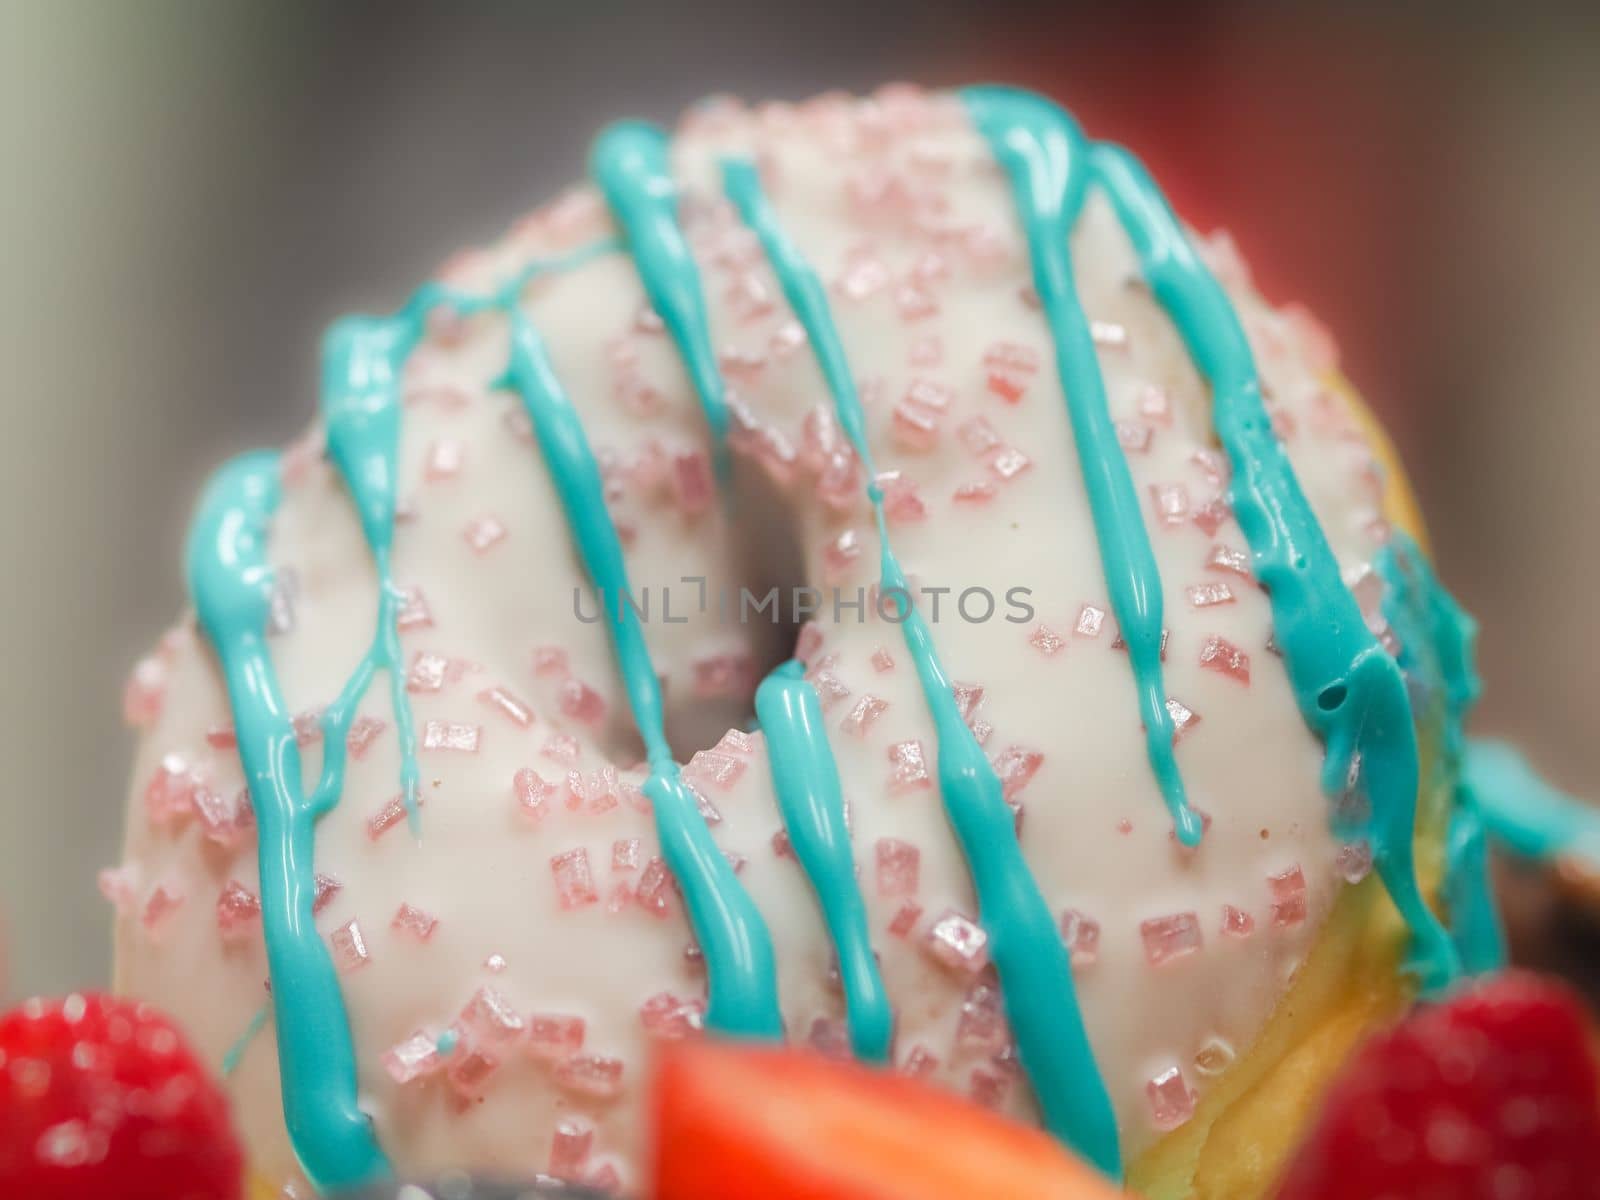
[111,85,1475,1198]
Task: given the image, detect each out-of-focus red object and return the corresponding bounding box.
[649,1037,1123,1200]
[1275,971,1600,1199]
[0,992,244,1200]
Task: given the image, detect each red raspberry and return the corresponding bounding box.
[0,993,243,1200]
[1277,971,1600,1199]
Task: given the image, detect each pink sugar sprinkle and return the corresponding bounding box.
[686,749,746,790]
[484,953,508,973]
[98,866,137,915]
[901,1044,940,1079]
[1138,384,1173,426]
[874,838,920,897]
[549,1119,594,1181]
[1269,865,1309,926]
[313,873,342,915]
[982,341,1039,403]
[330,919,371,971]
[839,694,889,738]
[810,669,851,712]
[988,446,1032,482]
[554,1054,625,1101]
[1147,1065,1196,1131]
[693,652,755,700]
[478,685,534,728]
[447,1046,500,1098]
[771,830,795,860]
[956,981,1007,1052]
[1198,634,1251,685]
[145,754,196,827]
[825,528,864,580]
[953,481,997,505]
[689,782,723,826]
[1190,448,1229,485]
[532,645,569,677]
[1150,483,1191,527]
[639,991,704,1040]
[904,378,954,414]
[605,882,634,913]
[1141,912,1203,966]
[391,903,438,942]
[877,471,928,524]
[292,709,323,746]
[346,715,386,759]
[888,900,923,938]
[1193,497,1231,537]
[887,739,931,793]
[1059,909,1101,967]
[1187,581,1236,609]
[909,333,943,366]
[1091,319,1129,349]
[565,770,591,811]
[1206,543,1253,580]
[425,438,465,481]
[461,986,526,1042]
[635,858,675,918]
[558,678,607,726]
[770,319,807,359]
[924,909,989,974]
[585,771,614,819]
[141,883,185,931]
[727,271,775,322]
[122,655,166,727]
[527,1013,586,1062]
[1028,624,1065,657]
[395,587,433,632]
[892,402,940,451]
[1336,841,1373,884]
[992,745,1043,800]
[795,623,825,663]
[895,283,939,321]
[382,1032,445,1085]
[205,725,237,749]
[808,1017,852,1061]
[1165,697,1201,741]
[957,415,1002,457]
[870,646,895,672]
[367,793,410,840]
[672,449,715,517]
[193,786,253,849]
[407,651,451,694]
[612,838,641,873]
[216,881,260,941]
[716,728,757,756]
[463,515,507,554]
[835,256,891,301]
[422,719,480,753]
[514,767,555,824]
[542,731,580,764]
[1074,604,1106,638]
[1221,904,1256,938]
[969,1067,1010,1110]
[1116,421,1154,454]
[949,682,985,723]
[551,849,599,909]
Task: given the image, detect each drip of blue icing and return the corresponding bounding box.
[1377,535,1504,973]
[591,122,731,480]
[723,155,1121,1180]
[755,661,893,1062]
[186,452,389,1191]
[221,1002,271,1078]
[501,306,783,1040]
[976,84,1463,989]
[961,92,1202,849]
[313,316,425,829]
[1466,741,1600,867]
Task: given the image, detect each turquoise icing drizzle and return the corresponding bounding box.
[966,83,1463,989]
[591,122,731,479]
[755,661,893,1062]
[221,1002,271,1078]
[1378,534,1503,973]
[723,155,1121,1179]
[962,92,1202,849]
[501,306,783,1040]
[1466,740,1600,866]
[186,452,389,1191]
[313,316,425,830]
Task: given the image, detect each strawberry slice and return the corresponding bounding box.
[650,1039,1122,1200]
[1276,972,1600,1199]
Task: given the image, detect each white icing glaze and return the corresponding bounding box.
[114,88,1401,1190]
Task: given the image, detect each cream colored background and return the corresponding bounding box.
[3,0,1595,1001]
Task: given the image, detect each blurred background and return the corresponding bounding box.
[3,0,1596,1000]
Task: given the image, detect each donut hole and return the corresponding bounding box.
[658,453,807,758]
